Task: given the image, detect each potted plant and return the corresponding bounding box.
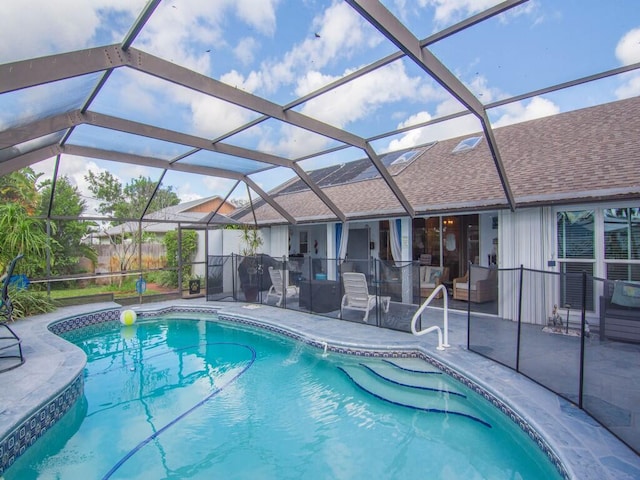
[188,274,202,295]
[238,225,264,302]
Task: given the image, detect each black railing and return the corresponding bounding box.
[207,254,431,331]
[466,264,640,455]
[206,255,639,454]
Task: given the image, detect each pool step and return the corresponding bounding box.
[380,357,441,373]
[362,359,445,389]
[339,362,491,428]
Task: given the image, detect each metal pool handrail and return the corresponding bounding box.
[410,284,450,351]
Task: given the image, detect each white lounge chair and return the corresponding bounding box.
[266,267,299,307]
[341,272,389,323]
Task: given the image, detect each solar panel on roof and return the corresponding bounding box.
[278,145,432,195]
[317,159,370,187]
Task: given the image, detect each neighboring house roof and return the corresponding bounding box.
[233,95,640,225]
[102,196,237,236]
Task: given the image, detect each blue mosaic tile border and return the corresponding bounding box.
[48,308,121,336]
[0,376,83,475]
[1,305,569,479]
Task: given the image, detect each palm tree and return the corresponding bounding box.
[0,203,51,276]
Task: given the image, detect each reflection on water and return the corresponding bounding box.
[5,316,562,480]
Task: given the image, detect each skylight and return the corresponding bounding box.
[390,150,420,165]
[452,136,482,153]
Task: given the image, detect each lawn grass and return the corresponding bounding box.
[49,284,171,299]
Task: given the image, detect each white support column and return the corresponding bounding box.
[326,223,337,281]
[400,217,412,303]
[269,225,289,258]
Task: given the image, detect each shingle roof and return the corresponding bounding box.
[235,95,640,225]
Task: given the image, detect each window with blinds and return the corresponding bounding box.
[557,211,594,259]
[604,207,640,281]
[557,210,595,310]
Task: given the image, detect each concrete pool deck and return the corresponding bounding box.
[1,299,639,479]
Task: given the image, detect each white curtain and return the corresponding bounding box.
[337,222,350,262]
[499,207,553,324]
[389,218,402,265]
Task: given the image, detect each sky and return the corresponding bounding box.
[1,0,639,217]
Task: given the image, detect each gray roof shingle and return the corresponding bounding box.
[236,96,640,224]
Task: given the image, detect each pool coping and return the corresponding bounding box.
[1,300,639,479]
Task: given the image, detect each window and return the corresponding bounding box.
[452,136,482,153]
[390,151,417,165]
[299,231,308,254]
[604,207,640,282]
[557,210,595,310]
[379,221,390,261]
[557,211,594,259]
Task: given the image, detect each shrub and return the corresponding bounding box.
[162,230,198,288]
[8,286,58,319]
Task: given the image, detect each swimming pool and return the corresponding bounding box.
[4,313,563,479]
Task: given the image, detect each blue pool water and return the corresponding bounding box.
[5,315,563,479]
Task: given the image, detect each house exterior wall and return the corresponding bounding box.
[498,200,640,328]
[185,198,235,215]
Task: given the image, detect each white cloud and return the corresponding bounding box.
[235,0,280,36]
[615,28,640,65]
[131,0,279,75]
[391,0,542,30]
[385,94,559,152]
[419,0,501,26]
[614,28,640,99]
[209,2,395,158]
[133,2,217,74]
[220,69,263,94]
[234,37,259,66]
[108,68,254,139]
[229,2,379,96]
[492,96,560,128]
[465,75,500,104]
[188,95,255,139]
[175,183,203,203]
[257,123,329,160]
[253,59,451,158]
[116,74,161,117]
[298,61,425,128]
[615,73,640,99]
[387,110,480,151]
[202,176,238,195]
[0,0,144,63]
[56,155,115,216]
[497,0,543,25]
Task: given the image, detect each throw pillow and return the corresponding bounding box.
[429,269,442,283]
[612,281,640,308]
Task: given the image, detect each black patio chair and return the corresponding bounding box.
[0,254,25,372]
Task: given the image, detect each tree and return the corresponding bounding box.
[85,171,180,221]
[85,172,181,281]
[38,176,97,278]
[229,198,248,208]
[0,169,50,275]
[0,202,50,276]
[0,168,43,212]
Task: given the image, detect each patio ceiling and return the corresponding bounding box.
[1,0,639,225]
